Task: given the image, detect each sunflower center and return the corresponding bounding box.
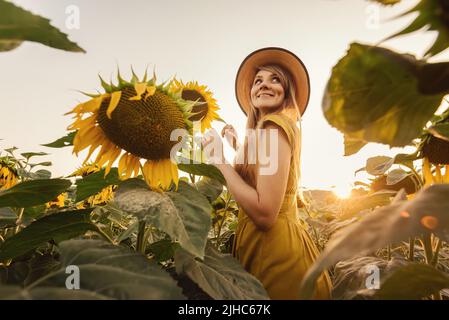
[97,87,186,160]
[422,135,449,165]
[182,89,208,121]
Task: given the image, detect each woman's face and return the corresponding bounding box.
[250,69,285,112]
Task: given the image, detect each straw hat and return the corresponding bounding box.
[235,47,310,116]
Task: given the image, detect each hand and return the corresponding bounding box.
[221,124,240,151]
[201,129,226,166]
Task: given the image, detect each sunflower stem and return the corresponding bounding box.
[408,237,415,261]
[430,238,442,267]
[422,234,434,264]
[136,220,147,254]
[96,227,114,244]
[216,193,231,247]
[14,207,25,234]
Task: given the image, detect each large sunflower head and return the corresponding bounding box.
[66,69,200,191]
[170,80,220,133]
[0,158,18,190]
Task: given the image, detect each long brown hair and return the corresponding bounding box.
[235,64,302,187]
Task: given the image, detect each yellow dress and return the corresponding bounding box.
[231,113,332,300]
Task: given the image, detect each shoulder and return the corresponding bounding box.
[258,113,298,148]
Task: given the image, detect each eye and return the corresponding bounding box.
[254,79,262,85]
[272,76,280,83]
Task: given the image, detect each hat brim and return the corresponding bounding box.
[235,47,310,116]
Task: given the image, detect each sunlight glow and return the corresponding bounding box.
[331,184,352,199]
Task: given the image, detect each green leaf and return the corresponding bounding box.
[195,176,223,203]
[393,152,419,168]
[384,0,449,57]
[344,134,368,156]
[374,263,449,299]
[368,0,401,5]
[0,239,185,299]
[0,207,16,228]
[20,152,48,160]
[74,168,120,202]
[178,158,226,185]
[18,169,52,180]
[29,162,52,168]
[147,239,180,263]
[0,209,98,261]
[41,131,76,148]
[0,1,85,53]
[175,243,269,300]
[114,179,212,258]
[0,179,71,208]
[366,156,394,176]
[332,256,406,300]
[323,43,445,147]
[0,39,22,51]
[386,169,411,185]
[300,184,449,299]
[417,61,449,95]
[428,123,449,142]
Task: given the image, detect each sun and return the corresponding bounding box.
[331,184,352,199]
[66,69,208,191]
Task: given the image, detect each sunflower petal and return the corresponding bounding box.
[423,158,434,186]
[129,82,147,101]
[444,165,449,184]
[106,91,122,119]
[144,86,156,101]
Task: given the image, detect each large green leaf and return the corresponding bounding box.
[343,134,367,156]
[0,179,71,208]
[384,0,449,57]
[332,256,407,300]
[0,0,85,53]
[195,176,223,203]
[372,263,449,299]
[417,62,449,95]
[175,244,269,300]
[178,158,226,185]
[114,179,211,258]
[300,184,449,298]
[0,207,16,228]
[1,239,184,299]
[0,208,99,261]
[74,168,120,202]
[42,131,76,148]
[323,43,445,147]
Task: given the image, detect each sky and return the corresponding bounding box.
[1,0,448,196]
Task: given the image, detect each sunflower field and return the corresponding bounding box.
[1,0,449,301]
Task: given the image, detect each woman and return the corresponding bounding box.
[202,47,332,299]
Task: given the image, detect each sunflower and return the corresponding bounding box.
[69,163,116,208]
[170,80,220,132]
[66,70,200,191]
[46,193,67,209]
[0,159,18,190]
[421,116,449,186]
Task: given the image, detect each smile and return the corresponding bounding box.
[257,92,274,98]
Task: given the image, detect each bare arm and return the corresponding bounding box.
[211,123,291,231]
